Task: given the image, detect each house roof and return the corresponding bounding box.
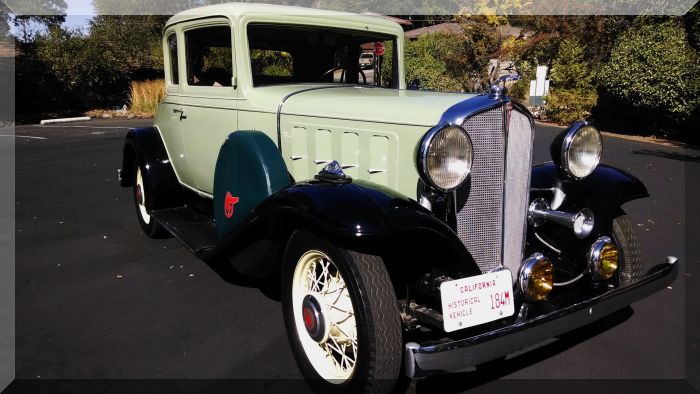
[361,12,412,26]
[404,22,462,39]
[404,22,526,40]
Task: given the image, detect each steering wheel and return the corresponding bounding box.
[358,69,367,84]
[318,67,342,81]
[318,67,368,84]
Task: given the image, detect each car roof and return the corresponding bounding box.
[166,3,402,32]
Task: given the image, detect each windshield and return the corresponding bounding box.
[247,23,397,88]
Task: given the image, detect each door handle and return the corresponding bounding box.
[172,108,186,119]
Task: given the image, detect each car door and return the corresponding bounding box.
[178,18,238,196]
[155,28,194,189]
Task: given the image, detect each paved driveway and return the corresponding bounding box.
[6,118,698,392]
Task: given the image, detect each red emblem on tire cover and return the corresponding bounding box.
[224,192,240,219]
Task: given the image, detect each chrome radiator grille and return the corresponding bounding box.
[456,106,533,275]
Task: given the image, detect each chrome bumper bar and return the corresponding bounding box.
[404,256,679,378]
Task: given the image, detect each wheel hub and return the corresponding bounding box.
[136,184,144,205]
[301,294,326,342]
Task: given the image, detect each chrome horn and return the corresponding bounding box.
[528,198,594,239]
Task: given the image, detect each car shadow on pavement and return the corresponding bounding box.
[632,149,700,162]
[202,256,282,302]
[412,306,635,393]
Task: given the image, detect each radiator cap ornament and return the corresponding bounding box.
[489,84,503,100]
[315,160,352,184]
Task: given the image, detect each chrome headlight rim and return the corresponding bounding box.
[559,121,603,180]
[417,123,474,193]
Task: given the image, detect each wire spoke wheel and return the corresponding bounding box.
[135,166,151,224]
[292,250,358,382]
[132,161,168,238]
[282,231,402,392]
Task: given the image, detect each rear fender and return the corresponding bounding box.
[120,127,183,210]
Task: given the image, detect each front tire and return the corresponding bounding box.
[281,231,402,393]
[133,163,168,239]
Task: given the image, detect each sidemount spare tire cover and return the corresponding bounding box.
[213,130,290,239]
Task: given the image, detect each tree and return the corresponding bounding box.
[595,18,700,138]
[544,38,598,123]
[88,15,169,75]
[456,15,503,88]
[684,1,700,50]
[13,15,65,43]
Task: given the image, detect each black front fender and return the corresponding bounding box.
[206,179,480,278]
[531,162,648,234]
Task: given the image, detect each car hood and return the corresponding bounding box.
[255,85,477,127]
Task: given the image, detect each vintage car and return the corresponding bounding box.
[118,3,678,392]
[359,52,375,69]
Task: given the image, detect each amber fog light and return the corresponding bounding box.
[589,236,619,280]
[519,253,554,301]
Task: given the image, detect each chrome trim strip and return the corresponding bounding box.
[439,94,534,126]
[276,85,349,152]
[500,104,509,273]
[513,106,535,272]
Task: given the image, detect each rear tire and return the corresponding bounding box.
[281,231,402,393]
[611,211,643,286]
[133,162,169,239]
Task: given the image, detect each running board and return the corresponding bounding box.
[150,207,218,257]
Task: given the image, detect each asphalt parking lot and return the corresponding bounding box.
[5,118,699,393]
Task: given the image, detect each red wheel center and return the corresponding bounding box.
[136,185,143,205]
[301,295,325,342]
[303,306,316,331]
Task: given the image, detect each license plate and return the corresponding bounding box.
[440,270,515,332]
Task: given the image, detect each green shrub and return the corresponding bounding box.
[595,19,700,138]
[545,89,597,124]
[545,38,598,124]
[383,30,497,92]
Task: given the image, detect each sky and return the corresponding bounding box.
[10,0,96,36]
[63,0,96,31]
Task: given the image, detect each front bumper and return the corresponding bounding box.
[404,256,679,378]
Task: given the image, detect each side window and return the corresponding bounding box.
[250,49,293,86]
[185,25,233,87]
[167,33,179,85]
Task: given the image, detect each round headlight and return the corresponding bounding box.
[556,122,603,179]
[418,125,473,191]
